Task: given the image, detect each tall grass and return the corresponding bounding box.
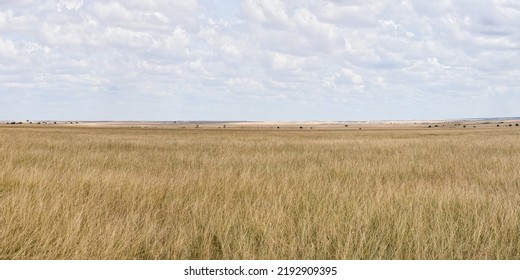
[1,126,519,259]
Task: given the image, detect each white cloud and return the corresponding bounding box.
[57,0,83,11]
[0,9,35,31]
[0,36,19,61]
[241,0,289,27]
[91,2,131,22]
[270,52,302,70]
[226,77,264,90]
[1,0,519,121]
[341,68,364,85]
[293,8,337,41]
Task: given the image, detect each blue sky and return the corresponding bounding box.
[1,0,519,121]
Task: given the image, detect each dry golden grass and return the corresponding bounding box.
[1,125,520,259]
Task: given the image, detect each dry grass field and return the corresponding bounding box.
[1,124,520,259]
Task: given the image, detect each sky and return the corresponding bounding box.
[1,0,519,121]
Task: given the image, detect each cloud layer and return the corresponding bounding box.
[1,0,519,120]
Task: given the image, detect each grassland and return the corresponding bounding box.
[1,125,520,259]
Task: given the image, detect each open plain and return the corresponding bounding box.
[1,121,520,259]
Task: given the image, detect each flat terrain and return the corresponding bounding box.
[1,124,520,259]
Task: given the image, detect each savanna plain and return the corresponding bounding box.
[1,123,519,259]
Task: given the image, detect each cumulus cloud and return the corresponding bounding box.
[0,0,519,120]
